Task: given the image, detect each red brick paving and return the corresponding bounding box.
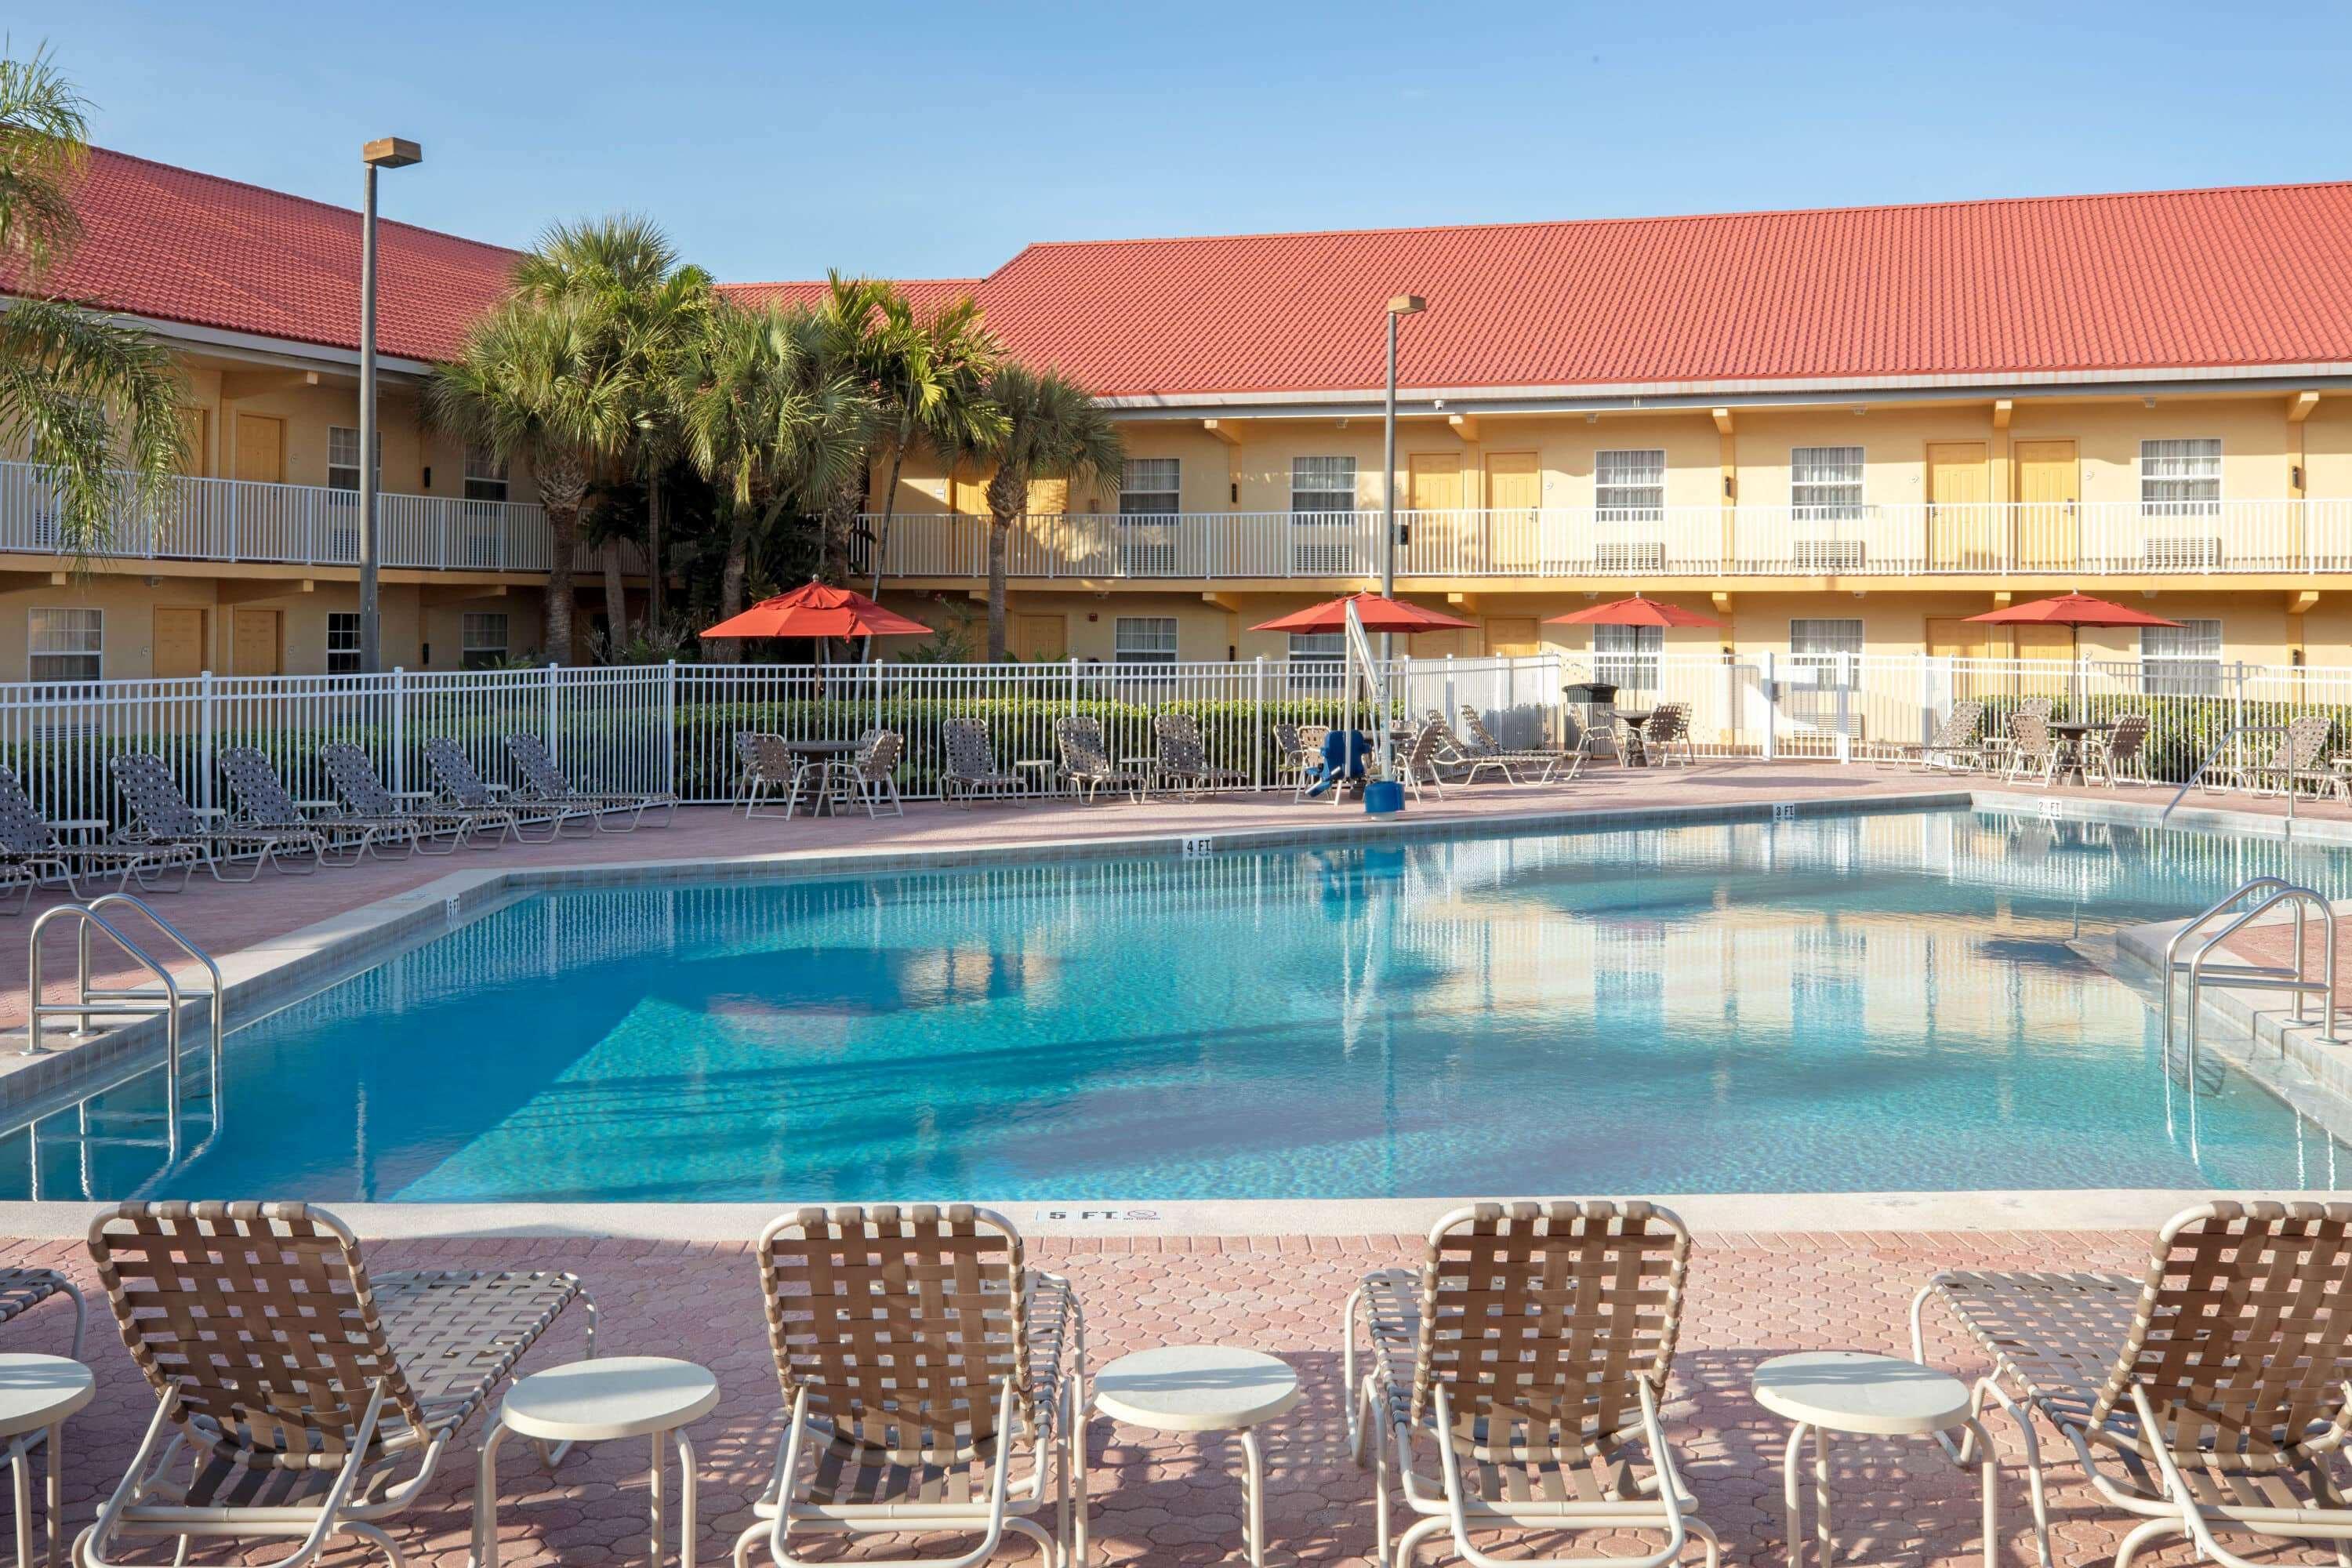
[0,1226,2307,1566]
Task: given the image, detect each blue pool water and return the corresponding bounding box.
[11,807,2352,1202]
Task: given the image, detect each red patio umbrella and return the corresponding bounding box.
[1544,593,1726,629]
[699,581,932,641]
[1964,592,2180,629]
[1249,592,1477,635]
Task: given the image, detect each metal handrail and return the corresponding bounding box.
[2161,876,2301,1052]
[25,906,184,1164]
[2162,724,2300,837]
[2163,878,2341,1107]
[82,892,223,1054]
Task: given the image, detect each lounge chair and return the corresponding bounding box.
[0,764,199,909]
[1455,705,1570,785]
[1049,717,1149,804]
[318,742,506,852]
[0,1267,82,1356]
[1878,699,1986,773]
[942,719,1024,808]
[735,1204,1083,1568]
[423,739,586,842]
[822,729,906,818]
[2222,713,2332,797]
[109,753,327,882]
[1151,713,1247,800]
[2085,712,2151,787]
[80,1200,593,1568]
[218,746,417,865]
[1345,1200,1719,1568]
[1913,1199,2352,1568]
[2004,710,2060,785]
[503,733,678,831]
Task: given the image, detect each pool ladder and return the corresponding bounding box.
[21,894,223,1176]
[2161,876,2343,1094]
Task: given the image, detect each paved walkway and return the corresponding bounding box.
[0,1224,2295,1567]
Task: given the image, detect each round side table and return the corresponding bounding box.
[1753,1351,1998,1568]
[1089,1346,1300,1568]
[476,1356,720,1568]
[0,1354,94,1568]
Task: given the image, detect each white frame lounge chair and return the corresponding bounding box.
[318,742,506,852]
[78,1201,593,1568]
[423,739,587,843]
[1878,699,1987,774]
[1344,1200,1719,1568]
[109,753,326,882]
[1150,713,1247,801]
[1914,1199,2352,1568]
[0,1267,83,1357]
[218,746,418,865]
[1455,705,1571,785]
[503,733,678,831]
[735,1204,1085,1568]
[942,720,1025,809]
[0,765,198,909]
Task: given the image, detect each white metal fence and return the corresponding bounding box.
[7,652,2352,827]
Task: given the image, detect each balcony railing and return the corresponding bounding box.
[859,500,2352,581]
[0,461,561,572]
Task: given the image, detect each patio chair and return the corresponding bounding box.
[1152,713,1247,801]
[1344,1200,1719,1568]
[219,746,417,866]
[822,729,906,818]
[1984,696,2053,771]
[1271,722,1321,801]
[1456,705,1570,785]
[2083,712,2151,788]
[1644,702,1698,768]
[80,1200,593,1568]
[1051,717,1149,804]
[941,719,1024,808]
[739,733,821,819]
[1912,1199,2352,1568]
[1878,699,1986,774]
[2004,710,2060,785]
[109,752,327,882]
[503,733,679,832]
[423,738,586,843]
[0,764,199,909]
[318,742,506,853]
[0,1267,83,1357]
[1393,719,1453,801]
[734,1204,1084,1568]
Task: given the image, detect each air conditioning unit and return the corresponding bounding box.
[1595,541,1667,573]
[1792,539,1866,572]
[1120,543,1177,575]
[2142,536,2221,570]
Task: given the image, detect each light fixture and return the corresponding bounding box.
[1585,412,1599,424]
[2143,396,2158,408]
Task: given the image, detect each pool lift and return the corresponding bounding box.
[15,893,224,1199]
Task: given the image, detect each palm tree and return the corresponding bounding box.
[965,365,1123,660]
[675,300,874,663]
[430,294,630,663]
[0,48,186,561]
[506,216,711,641]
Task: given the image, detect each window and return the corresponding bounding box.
[1112,616,1178,666]
[327,612,361,675]
[1791,446,1865,520]
[463,445,510,504]
[1787,618,1863,741]
[1288,631,1345,687]
[1290,456,1356,515]
[2142,617,2223,696]
[2141,438,2221,517]
[462,612,509,670]
[326,427,379,492]
[1592,625,1661,689]
[1594,449,1665,521]
[1789,618,1864,661]
[29,608,100,684]
[1119,458,1180,516]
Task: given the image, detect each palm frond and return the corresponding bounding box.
[0,45,91,280]
[0,297,189,563]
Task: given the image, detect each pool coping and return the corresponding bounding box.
[6,780,2339,1235]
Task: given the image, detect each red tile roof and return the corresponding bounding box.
[17,150,2352,397]
[718,278,984,314]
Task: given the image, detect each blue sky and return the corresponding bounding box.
[16,2,2347,282]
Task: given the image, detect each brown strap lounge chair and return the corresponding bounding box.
[423,738,587,842]
[1878,698,1986,774]
[1913,1199,2352,1568]
[318,742,506,852]
[1344,1200,1719,1568]
[219,746,417,865]
[0,1267,82,1356]
[80,1201,593,1568]
[109,753,327,882]
[1151,713,1247,800]
[503,733,678,831]
[1455,704,1571,785]
[0,765,198,909]
[735,1203,1084,1568]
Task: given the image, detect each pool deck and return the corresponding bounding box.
[0,1221,2312,1568]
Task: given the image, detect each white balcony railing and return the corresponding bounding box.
[0,460,558,572]
[862,499,2352,581]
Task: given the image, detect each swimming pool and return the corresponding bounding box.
[11,806,2352,1202]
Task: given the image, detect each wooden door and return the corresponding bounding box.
[231,608,281,676]
[152,608,207,678]
[1486,452,1541,570]
[1011,613,1066,662]
[1483,616,1541,657]
[2014,439,2078,570]
[1926,441,1991,568]
[1407,453,1462,569]
[233,415,284,485]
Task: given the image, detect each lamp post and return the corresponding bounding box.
[358,136,423,676]
[1381,294,1425,663]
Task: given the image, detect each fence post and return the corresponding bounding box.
[664,659,679,799]
[1253,655,1267,790]
[546,662,561,764]
[198,669,215,811]
[1762,651,1779,761]
[1835,651,1853,763]
[1917,652,1933,747]
[390,666,406,797]
[1443,654,1457,734]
